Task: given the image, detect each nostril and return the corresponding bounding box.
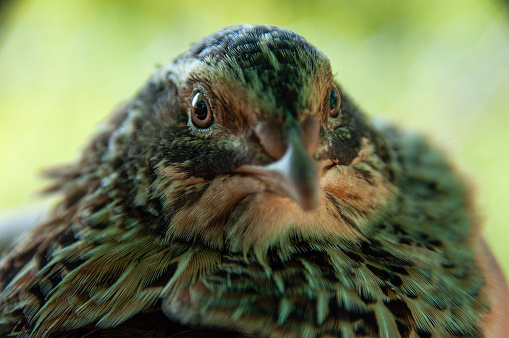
[254,119,287,160]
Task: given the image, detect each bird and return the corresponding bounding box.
[0,24,507,337]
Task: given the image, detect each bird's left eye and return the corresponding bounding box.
[191,92,213,128]
[329,85,340,117]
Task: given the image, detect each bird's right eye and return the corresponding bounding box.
[191,92,213,128]
[329,85,340,118]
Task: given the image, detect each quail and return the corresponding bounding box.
[0,24,508,337]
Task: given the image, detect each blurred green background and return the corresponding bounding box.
[0,0,508,276]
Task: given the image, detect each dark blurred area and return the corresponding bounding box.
[0,0,14,31]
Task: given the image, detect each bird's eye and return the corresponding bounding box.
[191,92,213,128]
[329,86,340,117]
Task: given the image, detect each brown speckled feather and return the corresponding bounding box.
[0,24,507,337]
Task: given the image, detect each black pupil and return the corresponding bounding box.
[194,100,208,120]
[330,89,338,110]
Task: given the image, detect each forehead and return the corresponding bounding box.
[182,25,326,65]
[174,25,332,116]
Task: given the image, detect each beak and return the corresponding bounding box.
[235,113,321,211]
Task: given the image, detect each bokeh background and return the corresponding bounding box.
[0,0,508,276]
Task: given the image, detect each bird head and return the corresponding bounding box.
[75,25,397,254]
[166,24,345,211]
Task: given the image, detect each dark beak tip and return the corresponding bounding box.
[299,201,319,212]
[293,188,321,212]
